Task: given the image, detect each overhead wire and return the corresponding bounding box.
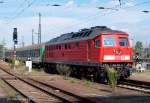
[46,5,121,34]
[4,0,29,22]
[3,0,38,47]
[7,0,37,23]
[4,0,150,43]
[123,0,150,9]
[48,0,150,35]
[5,0,150,25]
[12,0,29,14]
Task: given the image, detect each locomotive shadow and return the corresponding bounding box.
[87,95,150,103]
[0,97,22,103]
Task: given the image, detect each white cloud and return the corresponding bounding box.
[90,0,99,4]
[125,2,134,7]
[100,9,147,24]
[0,16,85,47]
[105,0,135,9]
[0,0,150,47]
[108,0,120,6]
[65,0,77,9]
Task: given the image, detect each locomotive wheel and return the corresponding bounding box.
[95,67,107,83]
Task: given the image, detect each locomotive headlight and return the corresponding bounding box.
[121,55,130,60]
[104,55,115,60]
[104,55,130,60]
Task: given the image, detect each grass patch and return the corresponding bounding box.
[27,68,45,75]
[68,77,76,83]
[10,61,46,76]
[0,80,18,97]
[48,77,56,81]
[134,69,150,75]
[83,79,93,87]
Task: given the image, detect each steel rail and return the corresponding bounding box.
[118,79,150,94]
[0,67,95,103]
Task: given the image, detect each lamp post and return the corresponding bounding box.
[38,13,41,44]
[142,10,149,58]
[98,7,118,11]
[35,4,62,44]
[142,10,149,13]
[46,4,61,7]
[38,4,62,44]
[51,4,61,6]
[129,38,134,47]
[0,1,4,4]
[32,29,39,44]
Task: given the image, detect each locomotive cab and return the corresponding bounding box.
[100,33,132,78]
[101,34,132,62]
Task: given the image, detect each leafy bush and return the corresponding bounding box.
[107,68,118,93]
[56,64,71,79]
[84,79,93,87]
[10,58,22,69]
[10,58,15,69]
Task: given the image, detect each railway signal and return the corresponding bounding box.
[13,28,18,44]
[13,28,18,70]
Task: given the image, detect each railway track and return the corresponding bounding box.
[0,67,94,103]
[118,79,150,94]
[2,78,63,103]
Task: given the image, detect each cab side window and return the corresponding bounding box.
[94,40,100,48]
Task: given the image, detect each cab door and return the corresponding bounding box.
[87,40,91,61]
[87,37,101,62]
[93,37,101,61]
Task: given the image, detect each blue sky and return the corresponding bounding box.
[0,0,150,48]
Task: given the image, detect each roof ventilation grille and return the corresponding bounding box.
[91,26,109,29]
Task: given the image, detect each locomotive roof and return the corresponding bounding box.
[46,26,127,45]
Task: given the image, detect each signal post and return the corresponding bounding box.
[13,28,18,70]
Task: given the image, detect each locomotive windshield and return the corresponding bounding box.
[103,37,116,46]
[119,37,128,46]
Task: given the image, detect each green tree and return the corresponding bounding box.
[134,41,143,56]
[56,64,71,79]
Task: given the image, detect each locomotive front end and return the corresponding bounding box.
[101,33,132,79]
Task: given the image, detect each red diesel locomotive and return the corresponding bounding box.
[44,26,132,81]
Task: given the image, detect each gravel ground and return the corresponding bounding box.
[29,75,150,103]
[129,71,150,82]
[0,77,23,103]
[0,86,6,97]
[0,61,150,103]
